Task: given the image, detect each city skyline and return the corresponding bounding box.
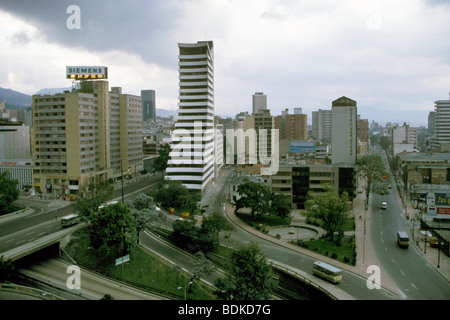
[1,0,450,126]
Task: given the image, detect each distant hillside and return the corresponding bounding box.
[0,87,32,108]
[34,87,72,95]
[156,108,177,117]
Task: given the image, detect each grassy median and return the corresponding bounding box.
[62,228,216,300]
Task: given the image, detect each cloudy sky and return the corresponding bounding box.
[0,0,449,126]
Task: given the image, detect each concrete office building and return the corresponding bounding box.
[252,92,267,114]
[269,161,355,209]
[432,97,450,151]
[275,109,308,140]
[311,109,332,143]
[32,80,142,196]
[0,122,33,189]
[331,97,357,165]
[254,108,275,159]
[141,90,156,122]
[165,41,215,195]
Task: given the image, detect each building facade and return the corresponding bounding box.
[252,92,267,114]
[275,108,307,140]
[331,97,357,165]
[165,41,215,195]
[269,161,354,209]
[32,81,142,196]
[311,109,332,143]
[432,99,450,151]
[141,90,156,123]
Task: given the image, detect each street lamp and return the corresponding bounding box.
[120,158,127,203]
[177,281,193,300]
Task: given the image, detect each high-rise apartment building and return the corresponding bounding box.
[141,90,156,122]
[165,41,215,195]
[331,96,357,165]
[311,109,332,143]
[32,80,142,196]
[254,109,274,159]
[357,117,369,144]
[275,108,307,140]
[252,92,267,114]
[432,98,450,151]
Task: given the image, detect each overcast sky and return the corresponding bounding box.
[1,0,449,126]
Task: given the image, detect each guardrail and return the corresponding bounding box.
[267,259,338,300]
[0,283,65,300]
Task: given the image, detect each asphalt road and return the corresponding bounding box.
[368,161,450,299]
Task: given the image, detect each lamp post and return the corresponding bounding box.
[120,159,124,203]
[177,281,193,300]
[120,158,127,203]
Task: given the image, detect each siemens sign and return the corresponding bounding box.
[66,66,108,80]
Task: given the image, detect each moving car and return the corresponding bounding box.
[381,202,388,209]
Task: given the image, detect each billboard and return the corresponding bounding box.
[426,192,450,218]
[435,193,450,206]
[289,141,316,153]
[66,66,108,80]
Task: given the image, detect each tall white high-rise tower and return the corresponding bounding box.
[165,41,215,195]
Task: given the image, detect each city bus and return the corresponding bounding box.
[312,261,342,284]
[61,214,79,227]
[397,231,410,248]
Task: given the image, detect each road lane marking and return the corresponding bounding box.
[411,283,418,290]
[400,270,405,276]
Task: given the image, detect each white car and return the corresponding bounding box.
[381,202,388,209]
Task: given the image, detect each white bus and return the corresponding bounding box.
[397,231,409,248]
[312,261,343,284]
[61,214,79,227]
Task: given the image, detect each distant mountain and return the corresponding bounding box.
[156,108,177,117]
[34,87,72,95]
[0,87,32,107]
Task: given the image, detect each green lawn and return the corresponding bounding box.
[295,236,357,265]
[62,228,216,300]
[236,212,292,232]
[237,213,356,265]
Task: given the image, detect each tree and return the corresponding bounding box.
[214,242,272,300]
[74,179,114,221]
[269,194,291,218]
[152,143,171,176]
[89,202,138,258]
[189,251,215,292]
[125,193,162,243]
[304,185,350,243]
[235,180,272,217]
[171,211,233,253]
[379,136,391,153]
[0,171,19,215]
[201,211,233,244]
[357,155,389,208]
[236,179,291,219]
[153,180,197,213]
